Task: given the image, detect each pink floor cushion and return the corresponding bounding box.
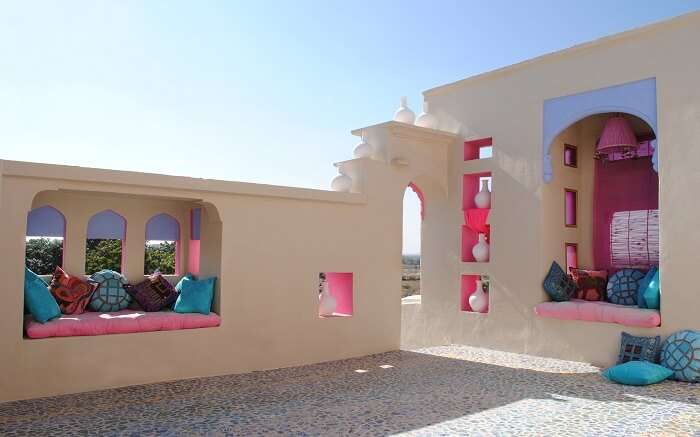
[534,299,661,328]
[25,310,221,339]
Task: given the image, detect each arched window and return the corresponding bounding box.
[144,213,180,275]
[26,205,66,275]
[402,184,423,301]
[86,210,126,274]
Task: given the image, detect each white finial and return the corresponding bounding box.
[331,172,352,192]
[415,100,438,129]
[393,96,416,124]
[353,132,373,159]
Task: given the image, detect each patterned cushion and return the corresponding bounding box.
[88,270,131,312]
[660,330,700,382]
[570,268,608,301]
[606,269,645,306]
[543,261,577,302]
[49,267,98,315]
[125,271,178,312]
[617,332,661,364]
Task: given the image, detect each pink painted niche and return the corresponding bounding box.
[462,172,491,262]
[460,274,488,313]
[464,137,493,161]
[320,272,353,317]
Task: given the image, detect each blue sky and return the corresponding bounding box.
[1,1,697,254]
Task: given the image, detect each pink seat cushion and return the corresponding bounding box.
[25,310,221,339]
[534,299,660,328]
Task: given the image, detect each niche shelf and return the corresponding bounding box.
[460,274,489,314]
[461,172,492,263]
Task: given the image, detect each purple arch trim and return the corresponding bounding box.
[27,205,66,238]
[87,210,126,240]
[191,208,201,241]
[145,213,180,241]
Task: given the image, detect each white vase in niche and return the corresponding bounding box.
[319,281,337,316]
[393,96,415,124]
[331,173,352,192]
[472,233,490,262]
[353,135,373,159]
[415,101,438,129]
[474,179,491,209]
[469,279,488,313]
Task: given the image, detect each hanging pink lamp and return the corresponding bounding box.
[595,115,639,160]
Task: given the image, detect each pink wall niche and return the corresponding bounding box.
[460,274,488,313]
[565,243,578,273]
[325,272,353,316]
[464,137,493,161]
[462,172,491,262]
[564,189,577,227]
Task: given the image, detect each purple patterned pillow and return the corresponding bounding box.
[125,272,178,312]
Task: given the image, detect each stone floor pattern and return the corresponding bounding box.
[1,345,699,436]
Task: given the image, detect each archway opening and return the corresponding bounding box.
[25,205,65,275]
[86,209,127,274]
[402,183,423,302]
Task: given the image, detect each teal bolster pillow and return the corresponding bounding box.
[643,269,661,310]
[174,276,216,315]
[602,360,673,386]
[24,267,61,323]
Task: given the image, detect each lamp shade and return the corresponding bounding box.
[596,116,638,159]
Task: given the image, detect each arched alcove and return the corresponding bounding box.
[402,183,423,302]
[144,213,181,275]
[25,205,66,274]
[86,209,127,274]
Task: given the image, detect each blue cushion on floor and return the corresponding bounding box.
[637,267,657,308]
[643,269,661,310]
[174,276,216,315]
[602,360,673,386]
[24,267,61,323]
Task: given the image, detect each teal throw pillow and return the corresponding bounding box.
[174,276,216,315]
[174,273,194,294]
[24,267,61,323]
[643,269,660,310]
[602,360,673,386]
[637,267,657,308]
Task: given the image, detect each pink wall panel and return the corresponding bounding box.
[326,272,353,316]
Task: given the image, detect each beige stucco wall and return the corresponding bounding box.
[0,122,456,402]
[401,11,700,363]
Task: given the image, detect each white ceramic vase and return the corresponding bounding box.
[474,179,491,209]
[393,96,415,124]
[415,101,438,129]
[468,279,488,313]
[331,173,352,192]
[472,233,490,262]
[319,281,337,316]
[353,136,373,159]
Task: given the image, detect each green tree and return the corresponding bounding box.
[25,238,63,274]
[85,239,123,274]
[144,241,176,274]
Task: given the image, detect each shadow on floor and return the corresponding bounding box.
[0,347,698,436]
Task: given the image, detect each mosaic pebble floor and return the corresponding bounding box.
[1,345,699,436]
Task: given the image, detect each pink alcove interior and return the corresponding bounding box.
[326,272,353,316]
[460,274,488,313]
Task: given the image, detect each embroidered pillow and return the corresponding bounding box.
[617,332,661,364]
[49,267,98,315]
[607,269,645,306]
[89,270,132,312]
[125,271,178,312]
[542,261,576,302]
[660,330,700,382]
[570,268,608,301]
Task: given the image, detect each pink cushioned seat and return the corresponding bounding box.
[25,310,221,339]
[534,299,660,328]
